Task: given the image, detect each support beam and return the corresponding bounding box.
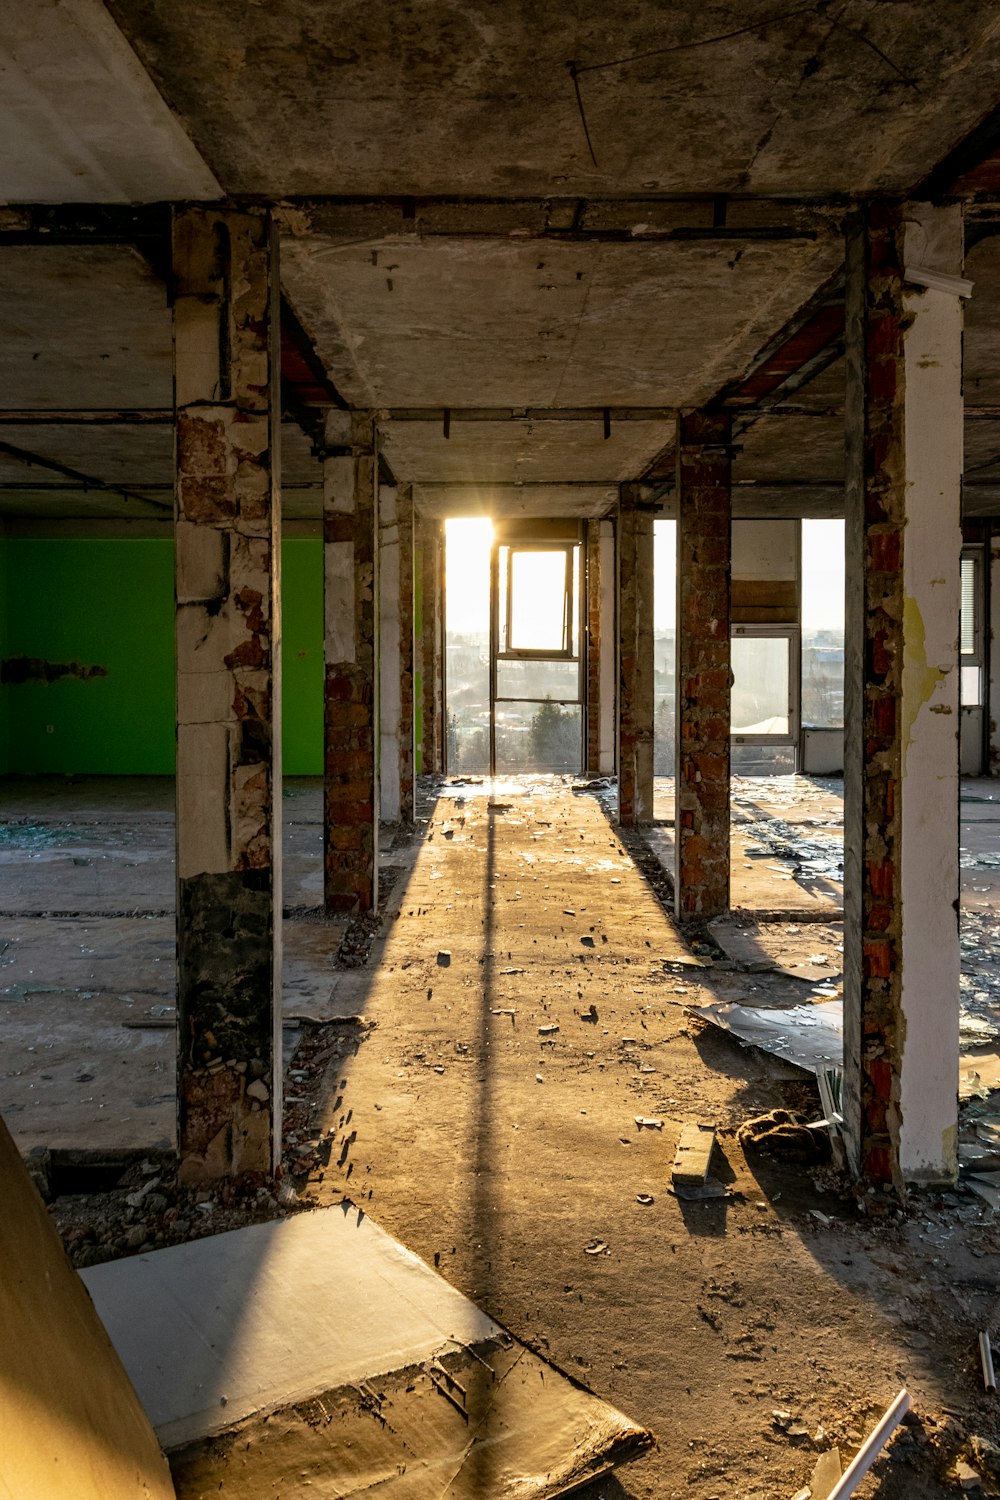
[173,205,282,1183]
[843,201,965,1189]
[378,482,415,823]
[617,484,654,824]
[674,412,733,921]
[416,513,445,776]
[324,410,380,913]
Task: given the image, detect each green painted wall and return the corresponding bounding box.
[280,538,323,775]
[1,537,323,776]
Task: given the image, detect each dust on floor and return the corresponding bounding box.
[4,773,1000,1496]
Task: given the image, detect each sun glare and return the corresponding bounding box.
[444,517,493,634]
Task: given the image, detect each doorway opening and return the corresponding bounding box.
[444,518,584,776]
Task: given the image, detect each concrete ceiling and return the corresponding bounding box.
[105,1,1000,198]
[0,0,219,202]
[1,4,1000,525]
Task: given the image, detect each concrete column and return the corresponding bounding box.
[398,484,415,820]
[378,482,415,823]
[378,484,402,822]
[173,205,282,1182]
[989,525,1000,773]
[324,410,379,913]
[674,411,732,922]
[599,519,616,774]
[618,483,654,824]
[416,512,444,776]
[843,201,966,1188]
[586,521,602,775]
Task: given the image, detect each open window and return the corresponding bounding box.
[490,523,584,774]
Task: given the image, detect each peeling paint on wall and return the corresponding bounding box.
[1,656,107,685]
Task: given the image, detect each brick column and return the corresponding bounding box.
[324,411,379,913]
[377,482,414,823]
[586,520,602,774]
[173,205,282,1182]
[674,411,732,921]
[843,201,965,1188]
[618,483,654,824]
[398,483,415,820]
[416,512,444,776]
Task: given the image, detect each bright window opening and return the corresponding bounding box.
[801,519,845,730]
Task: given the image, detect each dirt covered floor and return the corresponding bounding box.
[5,774,1000,1496]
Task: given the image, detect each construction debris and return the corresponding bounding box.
[823,1388,910,1500]
[980,1331,996,1392]
[671,1124,716,1188]
[738,1109,830,1163]
[810,1447,844,1498]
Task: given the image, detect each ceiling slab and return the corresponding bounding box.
[413,483,616,520]
[106,1,1000,199]
[0,245,172,408]
[381,417,671,486]
[0,0,218,203]
[282,231,841,411]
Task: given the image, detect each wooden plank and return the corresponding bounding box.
[671,1124,716,1187]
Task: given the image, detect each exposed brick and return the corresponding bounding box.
[675,412,732,920]
[324,413,379,914]
[173,206,280,1183]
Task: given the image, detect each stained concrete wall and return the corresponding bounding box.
[0,537,323,774]
[991,531,1000,773]
[0,1113,174,1499]
[732,519,797,580]
[0,531,9,774]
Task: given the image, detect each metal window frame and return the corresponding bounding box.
[489,535,585,775]
[497,541,578,661]
[730,624,800,748]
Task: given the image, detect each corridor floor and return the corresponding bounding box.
[4,776,1000,1496]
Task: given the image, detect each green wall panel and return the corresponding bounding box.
[280,538,323,775]
[1,537,323,776]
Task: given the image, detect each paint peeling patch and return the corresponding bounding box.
[900,596,944,770]
[1,656,108,685]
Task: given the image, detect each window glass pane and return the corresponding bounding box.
[653,520,676,776]
[496,658,579,701]
[801,519,845,729]
[731,636,790,735]
[445,519,492,774]
[731,744,796,775]
[509,550,569,652]
[962,664,983,707]
[961,555,978,657]
[494,701,582,773]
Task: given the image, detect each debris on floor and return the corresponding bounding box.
[671,1123,716,1188]
[81,1205,653,1496]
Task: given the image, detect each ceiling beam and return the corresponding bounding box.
[916,105,1000,200]
[381,407,672,423]
[276,194,839,243]
[0,409,173,424]
[0,439,172,512]
[640,271,846,487]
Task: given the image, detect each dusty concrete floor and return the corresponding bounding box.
[4,773,1000,1496]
